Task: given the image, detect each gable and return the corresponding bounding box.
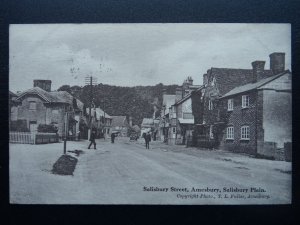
[207,68,274,96]
[182,98,192,113]
[259,73,291,91]
[17,92,49,103]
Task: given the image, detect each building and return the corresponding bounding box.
[12,80,84,139]
[111,116,129,137]
[141,118,154,136]
[158,92,176,142]
[193,52,291,157]
[219,54,291,157]
[9,91,21,121]
[85,107,112,138]
[171,91,194,145]
[169,77,202,145]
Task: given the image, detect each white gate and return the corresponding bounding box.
[9,132,36,144]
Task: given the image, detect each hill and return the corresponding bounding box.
[57,83,179,125]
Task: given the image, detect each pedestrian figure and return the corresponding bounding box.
[88,130,97,150]
[145,132,151,149]
[111,133,115,143]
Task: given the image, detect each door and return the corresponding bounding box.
[29,121,37,132]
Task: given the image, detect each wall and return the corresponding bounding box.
[17,95,48,129]
[17,94,67,136]
[48,104,66,137]
[10,106,18,121]
[220,90,258,155]
[262,80,291,148]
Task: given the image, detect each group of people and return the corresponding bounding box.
[88,130,153,150]
[87,130,117,149]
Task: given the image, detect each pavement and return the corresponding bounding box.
[9,137,291,204]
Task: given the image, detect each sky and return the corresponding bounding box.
[9,23,291,92]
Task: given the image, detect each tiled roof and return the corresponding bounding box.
[221,71,290,98]
[16,87,83,110]
[86,107,111,119]
[111,116,128,127]
[9,91,18,97]
[209,67,273,95]
[174,93,191,105]
[188,85,202,89]
[174,85,205,106]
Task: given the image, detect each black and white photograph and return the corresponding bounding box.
[9,23,292,205]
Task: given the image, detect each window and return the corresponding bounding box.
[242,95,250,108]
[241,126,250,140]
[52,109,59,114]
[226,127,234,140]
[208,100,213,110]
[173,127,176,133]
[227,99,233,111]
[29,101,36,110]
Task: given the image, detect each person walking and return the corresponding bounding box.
[145,132,151,149]
[111,132,115,143]
[88,130,97,150]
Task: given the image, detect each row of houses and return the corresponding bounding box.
[9,80,134,141]
[151,52,291,159]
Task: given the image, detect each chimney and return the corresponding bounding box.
[251,61,265,83]
[175,87,183,102]
[269,52,285,75]
[203,74,208,86]
[33,80,52,92]
[187,76,193,85]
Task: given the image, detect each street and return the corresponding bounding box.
[10,138,291,204]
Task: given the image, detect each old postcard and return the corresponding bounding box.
[9,23,291,204]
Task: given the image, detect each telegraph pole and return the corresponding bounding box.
[85,75,97,140]
[63,111,68,154]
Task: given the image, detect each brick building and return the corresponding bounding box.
[193,52,291,157]
[12,80,83,139]
[219,54,291,157]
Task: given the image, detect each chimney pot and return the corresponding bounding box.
[269,52,285,74]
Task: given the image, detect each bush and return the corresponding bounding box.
[37,124,58,133]
[10,120,29,132]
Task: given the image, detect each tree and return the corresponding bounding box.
[57,85,71,93]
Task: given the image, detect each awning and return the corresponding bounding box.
[178,118,194,124]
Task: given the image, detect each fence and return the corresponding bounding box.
[9,132,59,144]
